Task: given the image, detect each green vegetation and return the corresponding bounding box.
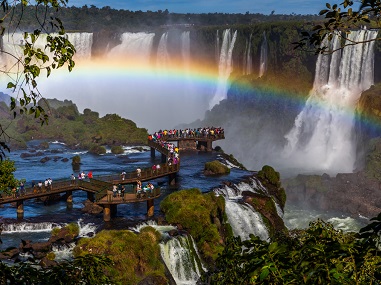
[71,155,81,165]
[160,188,228,263]
[73,228,166,284]
[258,165,281,187]
[0,159,18,196]
[1,99,148,151]
[295,0,381,54]
[111,145,124,154]
[0,254,113,285]
[88,145,107,155]
[204,215,381,284]
[204,160,230,175]
[0,1,75,160]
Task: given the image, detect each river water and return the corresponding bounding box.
[0,140,368,252]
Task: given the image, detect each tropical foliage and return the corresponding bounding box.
[295,0,381,54]
[203,215,381,284]
[0,254,114,285]
[0,159,18,195]
[0,1,76,159]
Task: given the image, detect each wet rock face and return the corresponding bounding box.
[284,171,381,218]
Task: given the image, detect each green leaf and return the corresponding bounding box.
[259,268,269,281]
[7,82,15,89]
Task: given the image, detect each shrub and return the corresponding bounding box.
[258,165,280,187]
[204,160,230,175]
[111,145,124,154]
[89,145,106,155]
[71,155,81,165]
[160,189,226,263]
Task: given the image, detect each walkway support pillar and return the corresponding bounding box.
[87,192,95,202]
[103,204,111,222]
[17,200,24,219]
[147,199,154,217]
[111,204,117,218]
[207,140,213,152]
[168,173,177,186]
[66,191,73,203]
[161,153,166,163]
[150,147,155,158]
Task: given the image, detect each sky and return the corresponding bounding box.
[66,0,338,15]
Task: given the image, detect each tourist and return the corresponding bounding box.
[48,178,52,191]
[88,171,93,179]
[136,180,142,198]
[113,185,117,198]
[78,173,82,181]
[152,164,156,174]
[121,170,126,180]
[20,181,25,196]
[38,181,43,192]
[136,167,141,178]
[81,171,86,180]
[117,184,122,197]
[44,179,49,192]
[156,164,161,173]
[70,174,76,185]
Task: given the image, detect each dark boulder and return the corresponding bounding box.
[81,199,103,215]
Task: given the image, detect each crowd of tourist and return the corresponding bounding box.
[148,127,224,140]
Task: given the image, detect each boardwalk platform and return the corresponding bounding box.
[0,129,225,221]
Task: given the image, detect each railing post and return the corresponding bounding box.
[17,200,24,219]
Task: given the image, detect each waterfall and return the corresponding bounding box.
[157,32,170,70]
[209,29,237,109]
[160,235,205,285]
[107,32,155,66]
[66,33,93,60]
[214,177,273,241]
[284,29,378,174]
[131,221,205,285]
[243,34,252,75]
[215,30,220,64]
[259,31,268,78]
[1,222,60,233]
[181,31,191,71]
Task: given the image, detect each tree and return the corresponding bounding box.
[295,0,381,54]
[0,1,75,159]
[0,159,18,195]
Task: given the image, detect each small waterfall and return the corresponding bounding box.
[2,222,60,233]
[181,31,191,71]
[214,177,273,241]
[66,33,93,60]
[107,32,155,65]
[132,221,205,284]
[259,31,268,77]
[52,243,76,261]
[157,32,170,70]
[284,29,378,174]
[160,235,205,285]
[243,34,252,75]
[209,29,237,109]
[215,30,220,64]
